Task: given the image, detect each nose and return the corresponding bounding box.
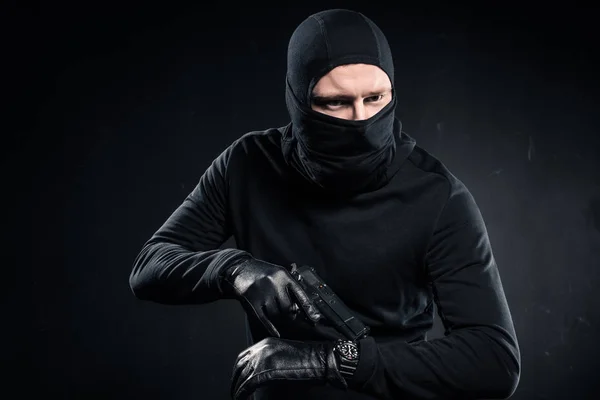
[352,103,367,121]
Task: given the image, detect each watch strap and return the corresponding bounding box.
[334,340,359,380]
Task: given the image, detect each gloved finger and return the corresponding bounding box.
[286,302,301,321]
[232,366,264,400]
[230,356,246,397]
[284,285,301,319]
[231,363,252,400]
[232,381,252,400]
[258,304,280,338]
[241,297,280,338]
[288,282,322,322]
[232,377,250,400]
[290,302,300,315]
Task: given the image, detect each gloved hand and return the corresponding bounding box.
[231,337,347,400]
[221,258,322,337]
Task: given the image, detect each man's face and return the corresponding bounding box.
[310,63,393,121]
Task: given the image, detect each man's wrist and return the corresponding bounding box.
[333,339,360,382]
[219,256,254,297]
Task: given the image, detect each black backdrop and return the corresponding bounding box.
[8,2,600,399]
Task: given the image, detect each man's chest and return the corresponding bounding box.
[232,185,434,302]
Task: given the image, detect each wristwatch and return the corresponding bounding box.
[333,339,359,380]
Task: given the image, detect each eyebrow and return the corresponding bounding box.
[312,89,390,102]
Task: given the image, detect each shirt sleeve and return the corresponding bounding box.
[129,143,252,305]
[351,178,521,399]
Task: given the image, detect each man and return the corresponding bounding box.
[129,9,521,400]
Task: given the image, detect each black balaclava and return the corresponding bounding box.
[282,9,400,195]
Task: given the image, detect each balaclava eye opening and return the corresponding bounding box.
[282,8,401,195]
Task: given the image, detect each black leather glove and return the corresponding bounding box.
[221,258,322,337]
[231,337,347,400]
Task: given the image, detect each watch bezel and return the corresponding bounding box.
[335,340,359,361]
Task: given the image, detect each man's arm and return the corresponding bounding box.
[350,178,521,399]
[129,143,252,304]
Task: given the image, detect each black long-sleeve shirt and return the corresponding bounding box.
[130,125,521,400]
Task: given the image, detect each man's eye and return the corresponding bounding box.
[366,95,383,102]
[326,100,344,107]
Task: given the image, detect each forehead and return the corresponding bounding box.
[312,64,392,96]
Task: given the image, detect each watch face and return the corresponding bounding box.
[337,341,359,361]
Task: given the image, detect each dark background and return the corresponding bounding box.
[7,1,599,399]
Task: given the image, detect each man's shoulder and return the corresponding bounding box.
[233,125,287,148]
[405,143,465,192]
[406,143,483,219]
[215,125,289,177]
[228,125,287,159]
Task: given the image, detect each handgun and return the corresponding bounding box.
[290,263,370,341]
